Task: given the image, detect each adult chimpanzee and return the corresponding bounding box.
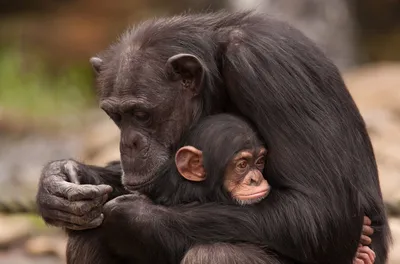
[37,11,390,264]
[67,114,376,264]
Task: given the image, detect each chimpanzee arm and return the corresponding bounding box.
[209,18,388,263]
[36,159,128,230]
[102,185,363,264]
[219,19,390,263]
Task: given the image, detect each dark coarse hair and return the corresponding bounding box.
[149,114,262,205]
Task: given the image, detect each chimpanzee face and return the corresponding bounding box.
[91,44,208,190]
[224,147,270,205]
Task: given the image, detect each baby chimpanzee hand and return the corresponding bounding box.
[360,216,374,246]
[353,216,375,264]
[353,246,376,264]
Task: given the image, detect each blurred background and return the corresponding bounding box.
[0,0,399,263]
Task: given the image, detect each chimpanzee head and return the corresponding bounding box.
[175,114,270,204]
[90,19,224,190]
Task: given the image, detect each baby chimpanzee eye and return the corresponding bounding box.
[255,157,265,166]
[237,160,248,169]
[255,156,265,171]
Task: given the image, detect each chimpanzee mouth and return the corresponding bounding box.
[124,177,157,191]
[235,190,270,206]
[235,188,270,204]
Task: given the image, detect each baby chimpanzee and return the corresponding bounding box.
[143,113,271,208]
[174,119,270,206]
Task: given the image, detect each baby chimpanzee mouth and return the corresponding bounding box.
[233,187,270,206]
[238,188,270,200]
[235,192,269,206]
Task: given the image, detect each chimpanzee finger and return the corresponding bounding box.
[364,216,372,226]
[54,181,112,201]
[42,194,107,216]
[360,235,372,246]
[47,214,104,231]
[68,184,112,201]
[62,160,80,184]
[357,252,373,264]
[363,225,374,236]
[43,207,103,226]
[353,259,363,264]
[360,246,376,263]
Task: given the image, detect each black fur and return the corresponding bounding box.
[150,113,263,206]
[62,10,389,264]
[93,114,276,264]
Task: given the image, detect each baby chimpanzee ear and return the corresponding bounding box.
[165,53,206,96]
[175,146,206,181]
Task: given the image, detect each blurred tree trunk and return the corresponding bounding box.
[353,0,400,63]
[230,0,355,70]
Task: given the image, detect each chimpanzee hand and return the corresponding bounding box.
[37,159,113,230]
[360,216,374,246]
[352,216,376,264]
[102,192,154,228]
[353,246,376,264]
[103,192,152,216]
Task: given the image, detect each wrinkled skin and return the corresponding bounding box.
[37,159,124,229]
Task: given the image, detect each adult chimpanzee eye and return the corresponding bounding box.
[133,111,151,124]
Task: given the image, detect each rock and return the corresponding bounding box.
[0,248,62,264]
[344,63,400,212]
[389,218,400,263]
[0,214,64,263]
[24,235,67,260]
[0,214,35,248]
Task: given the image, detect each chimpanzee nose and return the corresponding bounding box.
[120,131,147,154]
[249,171,262,186]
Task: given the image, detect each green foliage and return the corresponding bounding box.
[0,49,96,118]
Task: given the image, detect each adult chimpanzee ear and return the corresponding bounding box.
[175,146,206,182]
[165,53,205,95]
[89,57,103,74]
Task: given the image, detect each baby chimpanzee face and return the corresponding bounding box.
[173,113,270,205]
[223,147,270,205]
[175,145,270,205]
